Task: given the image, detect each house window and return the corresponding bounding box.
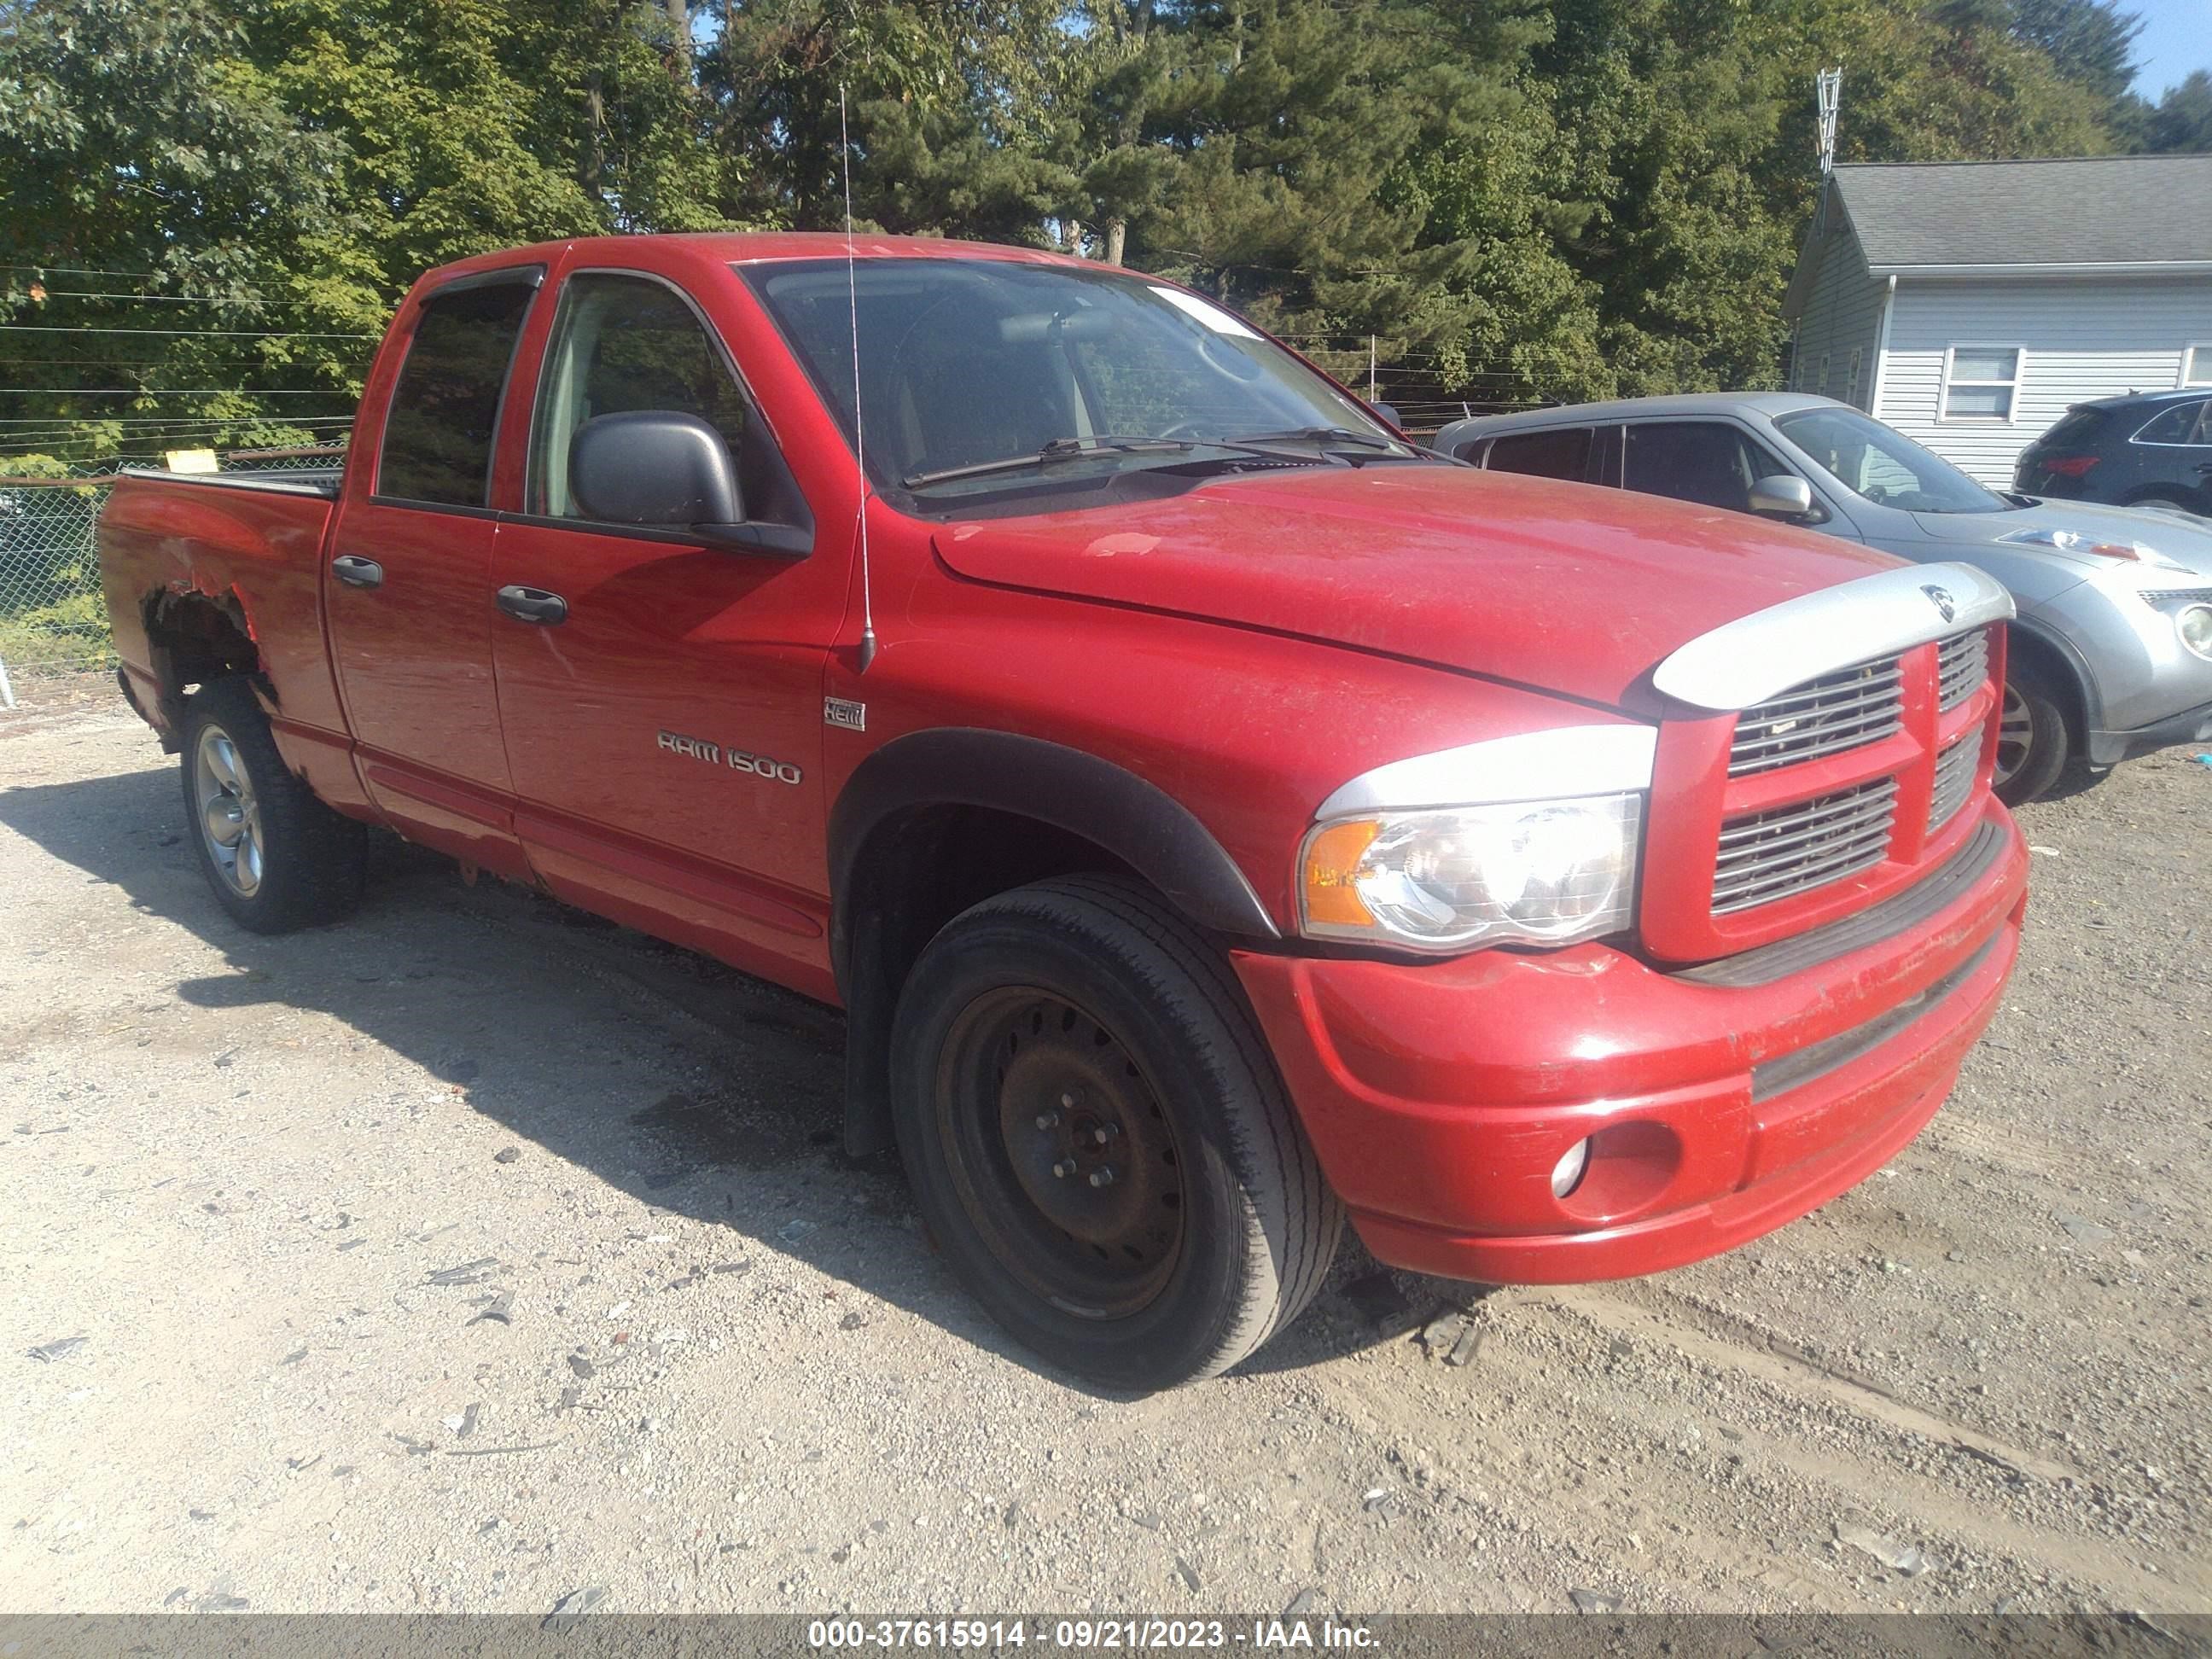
[2184,345,2212,388]
[1941,346,2023,421]
[1846,348,1862,407]
[1817,353,1831,396]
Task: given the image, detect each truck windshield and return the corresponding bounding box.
[742,259,1412,500]
[1773,406,2011,515]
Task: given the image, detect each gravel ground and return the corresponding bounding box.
[1,702,2207,1619]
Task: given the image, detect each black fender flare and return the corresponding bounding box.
[826,728,1282,1155]
[829,727,1280,985]
[2003,614,2102,740]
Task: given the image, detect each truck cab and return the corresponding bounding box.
[99,236,2029,1389]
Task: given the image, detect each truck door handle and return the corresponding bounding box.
[331,555,383,589]
[496,585,568,626]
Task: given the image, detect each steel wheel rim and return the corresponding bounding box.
[194,723,263,898]
[934,987,1186,1320]
[1994,684,2034,788]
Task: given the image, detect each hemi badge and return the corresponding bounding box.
[824,697,866,732]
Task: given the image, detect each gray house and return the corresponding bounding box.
[1782,154,2212,487]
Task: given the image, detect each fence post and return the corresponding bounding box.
[0,655,15,710]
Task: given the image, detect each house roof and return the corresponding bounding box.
[1830,154,2212,273]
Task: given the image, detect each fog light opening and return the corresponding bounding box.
[1551,1138,1592,1200]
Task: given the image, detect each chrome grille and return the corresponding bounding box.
[1927,732,1979,835]
[1728,656,1903,777]
[1712,777,1898,916]
[1936,628,1990,712]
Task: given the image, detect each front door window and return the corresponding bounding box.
[1623,422,1794,513]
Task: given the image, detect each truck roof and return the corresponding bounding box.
[416,232,1092,292]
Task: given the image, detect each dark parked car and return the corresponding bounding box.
[2014,389,2212,518]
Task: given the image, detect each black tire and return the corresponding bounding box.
[178,678,367,933]
[889,875,1342,1390]
[2130,495,2201,516]
[1993,662,2071,806]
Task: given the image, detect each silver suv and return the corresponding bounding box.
[1435,393,2212,803]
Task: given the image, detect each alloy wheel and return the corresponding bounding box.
[1994,683,2034,790]
[193,723,264,898]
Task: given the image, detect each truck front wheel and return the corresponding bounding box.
[179,678,367,933]
[889,875,1342,1390]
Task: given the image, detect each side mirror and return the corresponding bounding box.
[570,410,742,529]
[1369,402,1402,430]
[1749,474,1815,519]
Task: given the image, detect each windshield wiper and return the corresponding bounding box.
[902,435,1196,490]
[1230,425,1403,452]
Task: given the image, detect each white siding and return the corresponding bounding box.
[1873,276,2212,485]
[1790,227,1889,411]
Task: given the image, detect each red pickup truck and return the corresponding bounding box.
[99,235,2029,1388]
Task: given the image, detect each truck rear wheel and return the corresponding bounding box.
[179,678,367,933]
[889,875,1342,1390]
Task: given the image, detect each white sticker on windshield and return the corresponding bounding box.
[1149,286,1261,339]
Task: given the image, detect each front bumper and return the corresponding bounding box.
[2029,580,2212,761]
[1233,798,2028,1284]
[2089,696,2212,765]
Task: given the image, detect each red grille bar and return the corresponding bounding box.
[1641,624,2005,963]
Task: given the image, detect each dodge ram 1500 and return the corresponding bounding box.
[99,235,2029,1388]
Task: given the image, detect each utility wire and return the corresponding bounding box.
[0,417,354,445]
[9,291,272,305]
[0,423,356,444]
[1,260,176,278]
[0,358,368,369]
[0,389,359,399]
[0,325,380,338]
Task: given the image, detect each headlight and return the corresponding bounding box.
[1299,793,1641,953]
[2137,592,2212,661]
[1998,527,2187,570]
[2179,603,2212,661]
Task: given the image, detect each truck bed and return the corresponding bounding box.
[117,465,343,500]
[98,466,351,748]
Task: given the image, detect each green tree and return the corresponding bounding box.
[2006,0,2140,108]
[3,0,2178,460]
[0,0,736,463]
[701,0,1075,238]
[2142,69,2212,152]
[1091,1,1575,405]
[0,0,359,461]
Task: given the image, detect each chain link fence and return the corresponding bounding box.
[0,445,346,708]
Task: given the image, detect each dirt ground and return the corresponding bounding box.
[2,701,2206,1620]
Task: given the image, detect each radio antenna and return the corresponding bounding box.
[841,84,878,674]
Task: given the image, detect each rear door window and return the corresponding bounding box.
[2133,401,2209,445]
[377,276,539,507]
[1484,427,1593,481]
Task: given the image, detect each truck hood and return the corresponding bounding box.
[933,464,1901,713]
[1910,498,2212,580]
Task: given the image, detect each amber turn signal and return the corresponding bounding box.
[1301,818,1382,927]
